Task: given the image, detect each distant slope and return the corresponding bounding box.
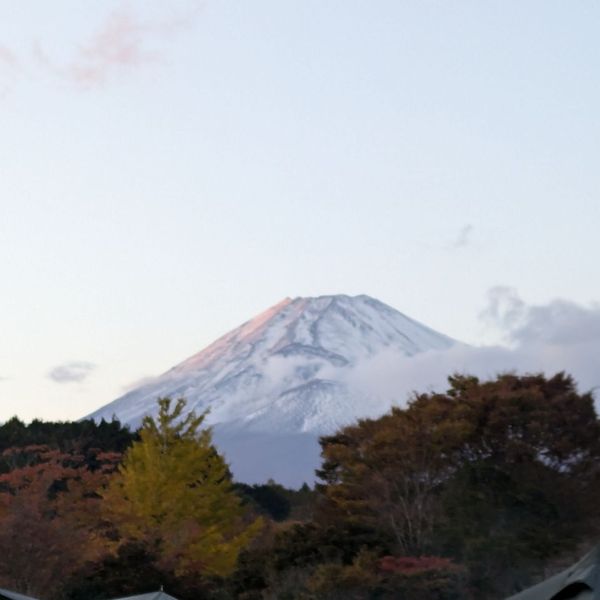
[87,294,457,486]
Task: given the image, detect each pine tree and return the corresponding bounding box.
[104,397,262,577]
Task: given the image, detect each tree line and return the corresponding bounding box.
[0,372,598,599]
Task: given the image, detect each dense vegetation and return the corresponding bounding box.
[0,372,598,599]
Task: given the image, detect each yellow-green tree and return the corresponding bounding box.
[104,397,261,577]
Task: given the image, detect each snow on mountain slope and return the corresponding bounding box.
[86,294,457,486]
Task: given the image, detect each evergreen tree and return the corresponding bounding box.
[104,397,261,577]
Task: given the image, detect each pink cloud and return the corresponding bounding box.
[68,10,157,87]
[0,45,17,68]
[35,5,201,89]
[0,44,18,97]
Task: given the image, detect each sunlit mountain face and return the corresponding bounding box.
[87,294,457,486]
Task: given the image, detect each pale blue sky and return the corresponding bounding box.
[1,1,599,421]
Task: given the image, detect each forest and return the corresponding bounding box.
[0,372,598,600]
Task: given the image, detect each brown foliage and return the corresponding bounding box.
[377,555,459,574]
[317,403,455,554]
[307,550,467,600]
[0,446,121,599]
[318,372,600,596]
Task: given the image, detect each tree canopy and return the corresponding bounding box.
[104,397,262,577]
[317,372,600,597]
[0,374,597,599]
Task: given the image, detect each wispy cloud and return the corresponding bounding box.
[121,374,157,393]
[48,361,96,384]
[0,44,18,97]
[449,224,474,249]
[326,288,600,412]
[0,45,17,67]
[479,285,527,335]
[36,6,200,89]
[480,286,600,346]
[68,9,162,87]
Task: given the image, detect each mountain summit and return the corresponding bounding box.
[87,294,456,485]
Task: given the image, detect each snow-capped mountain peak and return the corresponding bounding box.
[86,294,457,485]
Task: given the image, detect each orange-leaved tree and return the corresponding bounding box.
[0,446,120,598]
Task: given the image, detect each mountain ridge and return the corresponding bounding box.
[86,294,457,485]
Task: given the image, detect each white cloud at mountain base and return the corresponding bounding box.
[335,288,600,409]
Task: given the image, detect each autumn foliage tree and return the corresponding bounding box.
[0,446,120,598]
[104,397,262,578]
[307,553,466,600]
[317,405,454,555]
[318,372,600,598]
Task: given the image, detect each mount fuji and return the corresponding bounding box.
[87,295,457,486]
